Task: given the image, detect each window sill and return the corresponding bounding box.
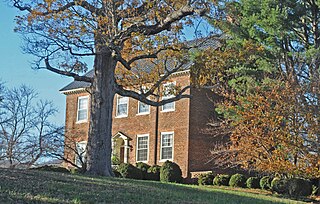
[159,159,173,163]
[136,112,150,116]
[136,160,148,163]
[76,120,88,124]
[115,115,128,119]
[160,109,175,113]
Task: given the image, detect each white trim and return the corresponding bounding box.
[76,96,89,123]
[60,88,86,95]
[75,141,87,167]
[115,95,129,118]
[136,134,149,163]
[161,81,176,112]
[137,101,150,115]
[159,131,174,162]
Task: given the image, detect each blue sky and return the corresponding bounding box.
[1,3,73,125]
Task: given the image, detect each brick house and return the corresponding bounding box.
[60,69,218,178]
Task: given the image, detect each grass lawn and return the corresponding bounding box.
[0,168,310,204]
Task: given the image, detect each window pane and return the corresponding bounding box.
[77,97,88,121]
[137,136,148,161]
[161,133,173,160]
[117,96,128,116]
[76,142,87,167]
[162,102,174,111]
[117,104,127,116]
[138,102,149,113]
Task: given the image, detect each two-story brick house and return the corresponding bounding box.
[60,69,218,178]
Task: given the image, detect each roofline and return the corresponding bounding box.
[60,88,87,95]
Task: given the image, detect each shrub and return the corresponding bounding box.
[260,176,271,190]
[34,165,70,173]
[287,178,312,197]
[213,174,231,186]
[229,173,246,188]
[246,177,260,189]
[271,177,288,194]
[117,163,142,179]
[111,155,120,165]
[198,173,214,186]
[147,165,161,181]
[136,162,150,180]
[112,169,121,177]
[160,161,182,183]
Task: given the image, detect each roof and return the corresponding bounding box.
[60,36,221,94]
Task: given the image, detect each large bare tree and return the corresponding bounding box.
[11,0,213,176]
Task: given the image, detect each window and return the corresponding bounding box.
[75,141,87,167]
[136,134,149,162]
[138,101,150,115]
[116,95,129,117]
[160,132,174,161]
[162,82,175,112]
[77,96,88,122]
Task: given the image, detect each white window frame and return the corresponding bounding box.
[116,95,129,118]
[76,96,89,123]
[75,141,87,167]
[161,82,176,112]
[160,131,174,162]
[137,101,150,115]
[136,134,149,162]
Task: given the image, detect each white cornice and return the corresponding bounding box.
[60,88,87,95]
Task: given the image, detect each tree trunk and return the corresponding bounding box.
[86,47,116,176]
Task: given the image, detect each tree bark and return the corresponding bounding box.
[86,46,116,176]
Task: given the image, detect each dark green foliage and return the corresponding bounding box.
[198,173,214,186]
[112,169,121,178]
[246,177,260,189]
[117,163,143,180]
[111,155,120,165]
[213,174,231,186]
[160,161,182,183]
[33,165,70,173]
[136,162,151,180]
[260,176,271,190]
[287,178,312,197]
[147,165,160,181]
[271,178,288,194]
[229,174,246,188]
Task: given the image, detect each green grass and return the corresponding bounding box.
[0,168,308,204]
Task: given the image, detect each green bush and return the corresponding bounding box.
[229,173,246,188]
[147,165,161,181]
[213,174,231,186]
[160,161,182,183]
[112,169,121,177]
[271,177,288,194]
[246,177,260,189]
[33,165,70,173]
[260,176,271,190]
[117,163,142,179]
[287,178,312,197]
[136,162,150,180]
[111,155,120,165]
[198,173,214,185]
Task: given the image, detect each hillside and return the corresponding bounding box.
[0,168,307,204]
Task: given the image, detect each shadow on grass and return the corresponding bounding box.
[0,168,305,204]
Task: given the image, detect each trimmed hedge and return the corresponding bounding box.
[213,174,230,186]
[198,173,214,186]
[260,176,271,190]
[136,162,150,180]
[246,177,260,189]
[117,163,142,179]
[229,173,246,188]
[160,161,182,183]
[147,165,160,181]
[33,165,70,173]
[271,177,288,194]
[287,178,312,197]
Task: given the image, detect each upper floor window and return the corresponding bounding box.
[116,95,129,117]
[75,141,87,167]
[77,96,89,122]
[138,101,150,115]
[160,132,174,161]
[136,134,149,162]
[162,82,176,112]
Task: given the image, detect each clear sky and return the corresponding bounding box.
[1,3,76,125]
